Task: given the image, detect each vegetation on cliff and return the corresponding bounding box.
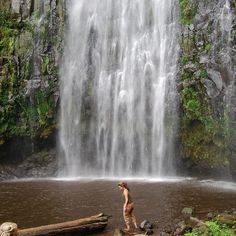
[0,4,63,146]
[178,0,236,176]
[179,0,197,25]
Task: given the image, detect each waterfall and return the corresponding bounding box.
[217,0,234,121]
[219,0,232,67]
[59,0,180,178]
[219,0,236,147]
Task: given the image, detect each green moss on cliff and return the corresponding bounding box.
[181,118,229,167]
[179,0,197,25]
[177,0,236,172]
[179,49,230,168]
[0,7,62,145]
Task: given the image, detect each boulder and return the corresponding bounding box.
[216,214,236,226]
[13,149,58,179]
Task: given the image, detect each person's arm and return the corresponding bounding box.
[123,189,129,211]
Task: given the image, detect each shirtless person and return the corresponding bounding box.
[118,182,138,231]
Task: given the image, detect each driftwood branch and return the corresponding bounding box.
[1,213,109,236]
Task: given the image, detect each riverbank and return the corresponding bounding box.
[105,208,236,236]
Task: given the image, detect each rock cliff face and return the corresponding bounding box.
[178,0,236,179]
[0,0,236,179]
[0,0,65,161]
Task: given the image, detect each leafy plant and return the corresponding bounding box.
[181,53,189,65]
[207,221,234,236]
[184,221,234,236]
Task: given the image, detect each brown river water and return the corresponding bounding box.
[0,178,236,235]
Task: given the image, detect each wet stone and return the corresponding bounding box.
[181,207,195,217]
[206,212,214,220]
[216,214,236,226]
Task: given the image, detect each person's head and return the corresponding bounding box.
[118,182,129,191]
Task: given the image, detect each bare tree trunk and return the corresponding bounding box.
[14,213,109,236]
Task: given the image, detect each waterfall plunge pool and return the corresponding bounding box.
[0,179,236,235]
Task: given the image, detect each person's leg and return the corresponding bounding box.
[123,209,131,230]
[129,204,138,228]
[131,212,138,228]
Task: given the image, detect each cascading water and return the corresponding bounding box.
[219,0,233,79]
[60,0,180,178]
[219,0,235,117]
[219,0,236,162]
[220,0,232,35]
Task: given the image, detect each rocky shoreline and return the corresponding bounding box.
[113,208,236,236]
[172,208,236,236]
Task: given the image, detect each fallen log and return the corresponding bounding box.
[0,213,110,236]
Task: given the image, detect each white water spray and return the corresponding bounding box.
[60,0,180,178]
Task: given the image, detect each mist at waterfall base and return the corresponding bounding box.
[59,0,180,178]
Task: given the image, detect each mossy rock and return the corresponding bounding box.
[216,214,236,227]
[182,207,195,217]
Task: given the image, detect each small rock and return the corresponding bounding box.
[145,229,154,235]
[206,212,214,220]
[140,220,153,230]
[181,207,195,217]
